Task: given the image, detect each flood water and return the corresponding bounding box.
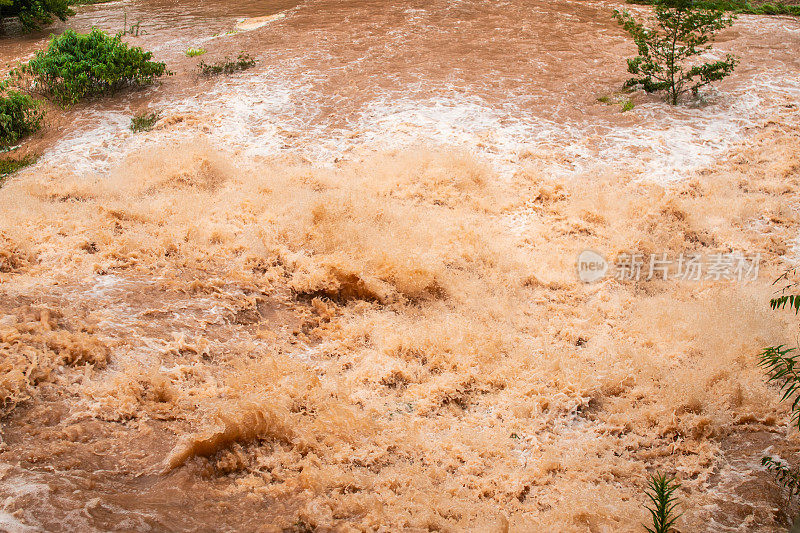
[2,0,800,531]
[3,0,799,177]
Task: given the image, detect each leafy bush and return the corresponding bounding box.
[627,0,800,17]
[185,47,206,57]
[0,0,73,32]
[198,53,255,76]
[614,0,738,105]
[130,110,160,133]
[643,472,682,533]
[0,88,44,148]
[17,28,167,106]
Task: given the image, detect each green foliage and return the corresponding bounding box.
[130,110,160,133]
[762,457,800,497]
[0,153,36,183]
[621,98,635,112]
[0,0,73,32]
[0,88,44,148]
[613,0,738,105]
[627,0,800,17]
[759,345,800,429]
[643,472,682,533]
[185,47,206,57]
[198,53,256,77]
[597,94,636,112]
[771,294,800,313]
[769,268,800,313]
[17,28,167,106]
[120,13,146,37]
[760,270,800,506]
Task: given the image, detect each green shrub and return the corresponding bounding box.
[17,28,167,106]
[0,0,73,32]
[198,53,255,76]
[130,110,160,133]
[614,0,738,105]
[185,47,206,57]
[0,88,44,148]
[627,0,800,17]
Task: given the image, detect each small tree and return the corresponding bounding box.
[613,0,738,105]
[0,0,73,33]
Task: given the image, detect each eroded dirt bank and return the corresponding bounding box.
[2,0,800,531]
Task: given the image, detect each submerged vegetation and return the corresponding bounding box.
[597,94,636,112]
[614,0,738,104]
[0,153,36,183]
[15,28,167,106]
[198,53,256,76]
[130,110,161,132]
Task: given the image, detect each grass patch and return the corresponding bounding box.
[198,53,255,76]
[15,28,167,106]
[130,110,161,133]
[185,47,206,57]
[627,0,800,16]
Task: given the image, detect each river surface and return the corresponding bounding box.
[2,1,800,531]
[2,0,799,178]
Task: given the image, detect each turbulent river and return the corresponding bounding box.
[1,0,800,531]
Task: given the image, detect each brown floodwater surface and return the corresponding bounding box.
[3,0,800,177]
[1,0,800,531]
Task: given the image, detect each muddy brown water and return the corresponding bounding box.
[1,0,800,531]
[1,0,797,151]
